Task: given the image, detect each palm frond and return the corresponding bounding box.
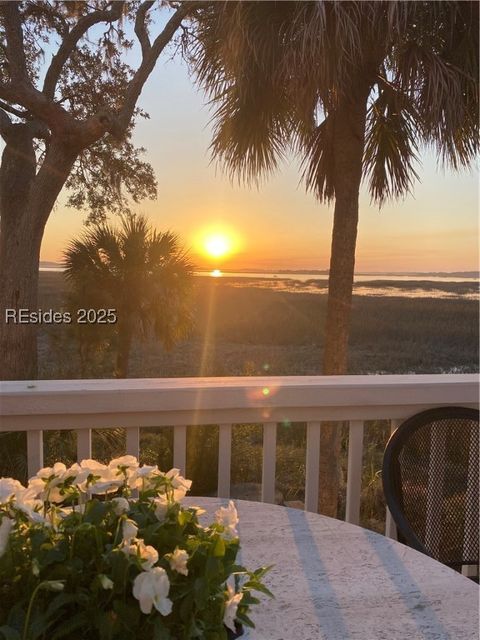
[364,83,420,205]
[391,1,479,170]
[188,1,478,202]
[301,114,336,203]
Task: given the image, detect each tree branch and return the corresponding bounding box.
[42,1,126,100]
[25,119,50,140]
[0,81,76,135]
[135,1,155,58]
[0,98,29,119]
[117,2,195,133]
[77,2,195,146]
[0,1,30,84]
[0,107,12,140]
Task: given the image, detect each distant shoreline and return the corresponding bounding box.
[38,269,478,300]
[40,263,480,279]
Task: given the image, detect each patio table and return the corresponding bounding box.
[185,497,479,640]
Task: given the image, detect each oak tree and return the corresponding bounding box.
[0,0,194,379]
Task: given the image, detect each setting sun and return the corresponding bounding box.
[204,234,231,258]
[192,226,242,266]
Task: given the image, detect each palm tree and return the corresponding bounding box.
[189,1,478,515]
[63,214,194,378]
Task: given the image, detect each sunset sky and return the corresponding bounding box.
[40,38,478,273]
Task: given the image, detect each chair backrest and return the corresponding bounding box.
[382,406,479,569]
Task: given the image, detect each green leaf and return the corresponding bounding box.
[193,577,209,610]
[205,556,222,581]
[51,612,90,639]
[179,593,194,623]
[0,626,21,640]
[244,581,274,598]
[212,536,225,558]
[236,611,255,629]
[152,618,172,640]
[253,565,274,579]
[83,500,109,525]
[112,601,140,629]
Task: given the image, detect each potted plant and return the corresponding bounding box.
[0,456,272,639]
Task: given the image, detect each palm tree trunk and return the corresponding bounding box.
[115,321,133,378]
[318,91,368,517]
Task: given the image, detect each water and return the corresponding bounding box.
[196,270,479,300]
[40,266,479,300]
[198,270,479,283]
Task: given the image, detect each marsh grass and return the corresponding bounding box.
[1,272,477,532]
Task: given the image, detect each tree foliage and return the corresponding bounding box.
[63,213,195,377]
[0,1,193,222]
[189,1,478,204]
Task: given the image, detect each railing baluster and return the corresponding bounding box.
[217,424,232,498]
[126,427,140,459]
[261,422,277,504]
[173,425,187,474]
[27,430,43,478]
[345,420,364,525]
[385,419,401,539]
[76,429,92,461]
[305,421,321,512]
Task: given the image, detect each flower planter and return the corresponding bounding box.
[227,623,245,638]
[0,459,270,639]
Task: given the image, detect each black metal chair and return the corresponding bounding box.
[382,406,479,576]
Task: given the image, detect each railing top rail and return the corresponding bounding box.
[1,374,478,427]
[1,373,478,393]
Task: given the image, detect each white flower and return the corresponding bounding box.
[27,464,73,503]
[139,543,159,570]
[166,468,192,493]
[122,519,138,542]
[112,497,130,516]
[0,516,13,557]
[14,487,48,524]
[108,455,138,477]
[99,574,114,590]
[43,580,65,592]
[79,459,108,474]
[121,538,159,570]
[63,463,89,485]
[32,559,40,577]
[152,495,169,522]
[136,464,159,478]
[168,547,189,576]
[215,501,239,539]
[0,478,24,503]
[223,584,243,632]
[27,477,47,499]
[73,460,121,495]
[132,567,172,616]
[89,479,123,495]
[80,463,123,495]
[160,469,192,502]
[38,462,67,479]
[128,465,160,490]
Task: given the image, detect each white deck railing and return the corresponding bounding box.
[0,374,478,537]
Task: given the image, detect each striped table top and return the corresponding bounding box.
[186,498,479,640]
